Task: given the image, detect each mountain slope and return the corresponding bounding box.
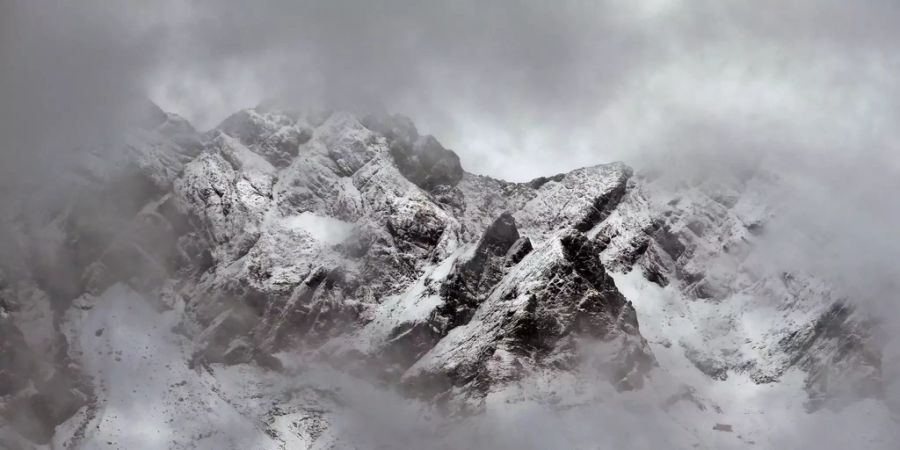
[0,105,895,449]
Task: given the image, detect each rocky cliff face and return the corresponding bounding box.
[171,108,654,398]
[0,105,892,449]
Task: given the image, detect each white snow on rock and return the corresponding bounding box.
[56,284,279,450]
[281,212,356,245]
[607,269,900,449]
[3,105,896,450]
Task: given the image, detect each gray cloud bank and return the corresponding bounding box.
[5,1,900,173]
[5,0,897,306]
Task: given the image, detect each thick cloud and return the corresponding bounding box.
[136,1,900,177]
[0,2,171,188]
[148,0,658,147]
[6,1,900,180]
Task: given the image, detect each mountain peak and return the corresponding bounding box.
[0,106,892,449]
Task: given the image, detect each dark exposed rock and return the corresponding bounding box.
[217,109,312,167]
[572,177,629,232]
[404,231,655,397]
[389,136,464,191]
[377,214,527,374]
[430,183,466,212]
[361,112,463,191]
[217,110,269,146]
[505,237,533,266]
[258,267,363,350]
[459,212,521,291]
[527,173,565,189]
[360,113,419,145]
[377,316,445,378]
[684,345,730,381]
[437,212,522,329]
[385,204,447,249]
[779,302,882,411]
[713,423,734,432]
[653,224,686,261]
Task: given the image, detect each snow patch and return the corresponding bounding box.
[57,284,278,450]
[281,212,356,245]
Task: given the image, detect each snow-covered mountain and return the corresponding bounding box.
[0,104,896,449]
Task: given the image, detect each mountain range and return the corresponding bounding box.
[0,104,895,449]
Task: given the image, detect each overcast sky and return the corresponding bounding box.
[3,0,899,303]
[139,0,900,181]
[3,1,899,177]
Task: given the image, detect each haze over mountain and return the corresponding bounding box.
[1,1,899,449]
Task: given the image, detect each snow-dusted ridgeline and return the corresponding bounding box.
[0,104,895,449]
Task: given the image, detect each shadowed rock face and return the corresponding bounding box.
[505,237,533,266]
[401,230,654,398]
[441,212,522,312]
[362,113,464,191]
[167,109,653,398]
[390,135,464,191]
[372,213,531,374]
[779,302,883,411]
[217,109,313,167]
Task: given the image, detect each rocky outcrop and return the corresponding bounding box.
[438,212,523,326]
[594,170,882,409]
[361,113,464,191]
[780,302,882,410]
[370,213,532,373]
[403,230,654,397]
[218,109,312,167]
